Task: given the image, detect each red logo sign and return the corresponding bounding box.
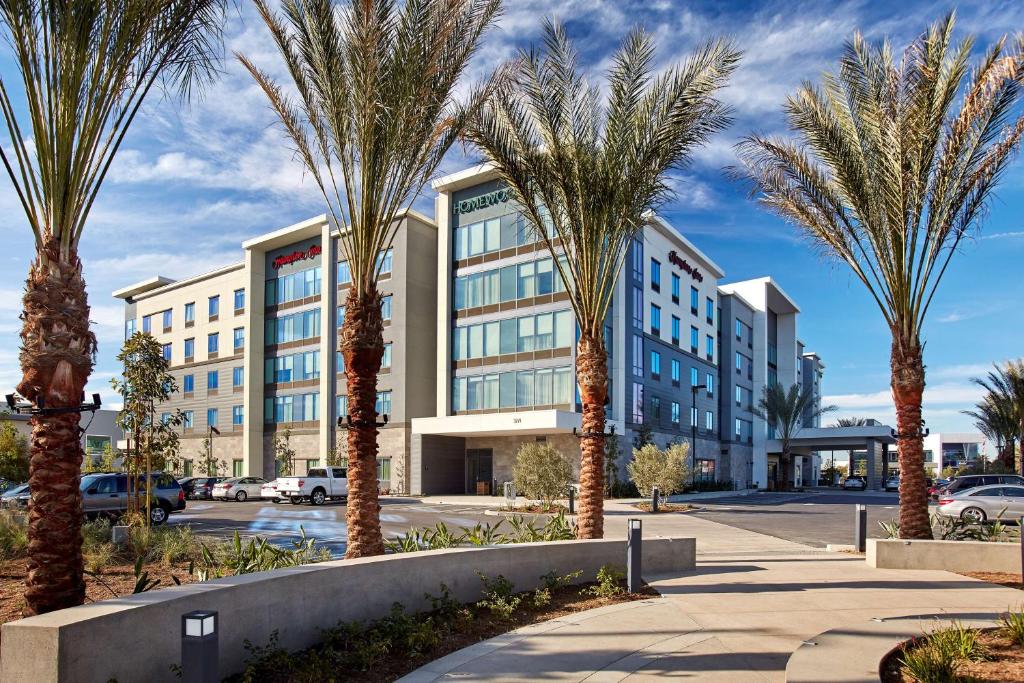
[272,244,322,270]
[668,250,703,283]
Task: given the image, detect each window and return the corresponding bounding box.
[690,406,698,426]
[207,408,218,428]
[208,295,219,318]
[232,405,243,425]
[735,386,743,407]
[265,309,321,345]
[125,318,136,340]
[160,413,171,425]
[452,256,567,309]
[208,332,219,354]
[233,460,243,477]
[632,335,643,377]
[631,383,644,423]
[184,338,195,359]
[671,401,680,426]
[671,316,680,346]
[671,359,681,386]
[337,261,351,285]
[162,343,171,361]
[382,342,392,369]
[336,395,348,418]
[671,273,680,303]
[375,391,392,416]
[233,327,245,351]
[264,393,319,424]
[706,373,714,397]
[632,238,643,281]
[650,304,661,337]
[183,410,194,429]
[706,297,714,324]
[381,295,392,321]
[706,410,714,431]
[183,374,194,393]
[650,258,661,291]
[735,318,743,341]
[268,266,322,305]
[233,367,244,387]
[452,310,572,361]
[650,350,661,380]
[378,248,393,275]
[453,217,504,259]
[690,286,699,314]
[265,350,320,384]
[142,315,152,333]
[183,460,193,477]
[706,334,714,361]
[735,351,743,373]
[768,367,777,386]
[162,309,172,329]
[632,286,643,329]
[451,367,574,412]
[234,288,245,311]
[207,370,219,390]
[735,418,742,440]
[184,302,195,324]
[651,396,661,422]
[690,326,698,354]
[690,366,699,387]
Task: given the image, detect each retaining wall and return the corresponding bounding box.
[1,536,695,682]
[866,538,1019,573]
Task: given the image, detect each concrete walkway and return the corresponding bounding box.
[399,511,1022,682]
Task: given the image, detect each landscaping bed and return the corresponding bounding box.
[880,618,1024,682]
[961,571,1024,590]
[632,502,697,513]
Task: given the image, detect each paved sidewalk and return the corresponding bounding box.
[399,512,1022,682]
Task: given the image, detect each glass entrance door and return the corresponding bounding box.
[466,449,494,495]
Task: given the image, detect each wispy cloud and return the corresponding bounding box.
[981,231,1024,240]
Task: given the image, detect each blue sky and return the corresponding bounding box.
[1,0,1023,440]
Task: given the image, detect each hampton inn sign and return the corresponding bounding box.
[272,244,322,270]
[668,250,704,283]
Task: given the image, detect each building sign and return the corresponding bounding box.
[272,244,322,270]
[668,250,704,283]
[453,188,509,215]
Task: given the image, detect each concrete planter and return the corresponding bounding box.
[1,536,695,683]
[867,538,1020,573]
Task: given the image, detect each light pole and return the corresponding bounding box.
[207,426,220,476]
[690,383,707,486]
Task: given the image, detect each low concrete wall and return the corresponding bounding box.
[1,537,694,683]
[867,538,1020,573]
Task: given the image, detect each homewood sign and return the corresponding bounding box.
[453,188,510,215]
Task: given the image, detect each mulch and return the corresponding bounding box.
[881,628,1024,682]
[632,502,697,513]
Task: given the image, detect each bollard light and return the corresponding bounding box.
[182,610,218,683]
[652,486,660,514]
[627,518,643,593]
[854,504,867,553]
[1020,517,1023,585]
[568,486,575,515]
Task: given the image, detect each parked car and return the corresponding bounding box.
[936,484,1024,523]
[928,479,950,500]
[212,477,266,502]
[843,476,867,491]
[260,479,283,502]
[277,467,348,505]
[941,474,1024,497]
[80,472,186,525]
[0,478,18,494]
[180,476,226,500]
[884,476,900,492]
[1,483,29,510]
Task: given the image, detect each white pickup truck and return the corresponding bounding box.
[277,466,348,505]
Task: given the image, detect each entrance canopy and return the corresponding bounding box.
[767,425,896,455]
[412,410,586,437]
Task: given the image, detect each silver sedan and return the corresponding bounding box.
[936,484,1024,523]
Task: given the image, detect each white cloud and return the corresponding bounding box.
[981,231,1024,241]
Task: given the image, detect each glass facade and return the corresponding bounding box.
[452,310,573,360]
[264,393,319,424]
[266,266,321,306]
[265,350,320,384]
[451,366,573,411]
[453,256,567,309]
[454,213,533,259]
[266,309,320,345]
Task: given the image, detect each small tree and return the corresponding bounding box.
[628,442,690,498]
[274,429,296,478]
[198,436,227,477]
[512,443,572,507]
[0,418,29,482]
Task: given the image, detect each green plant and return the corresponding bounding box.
[0,419,29,482]
[132,557,162,594]
[899,638,961,683]
[464,521,506,546]
[531,587,551,608]
[83,543,115,575]
[583,564,626,597]
[879,519,900,539]
[512,442,573,507]
[0,510,28,561]
[928,621,989,662]
[1001,609,1024,647]
[628,442,690,498]
[541,569,583,591]
[425,584,462,622]
[476,571,521,620]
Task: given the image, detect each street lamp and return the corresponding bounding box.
[690,384,707,486]
[207,426,220,476]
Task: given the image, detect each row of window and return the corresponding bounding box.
[337,249,393,285]
[452,310,574,361]
[266,266,321,306]
[632,335,715,391]
[128,291,244,340]
[334,343,392,375]
[453,255,568,310]
[335,391,392,418]
[735,351,754,379]
[453,213,537,260]
[451,366,574,412]
[264,393,319,424]
[630,382,715,429]
[182,367,245,393]
[266,308,321,346]
[171,405,243,430]
[335,295,392,327]
[176,329,244,361]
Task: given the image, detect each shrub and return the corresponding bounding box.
[1001,609,1024,647]
[476,572,521,620]
[0,511,28,561]
[541,569,583,591]
[583,564,625,597]
[512,442,572,506]
[899,639,960,683]
[628,442,689,498]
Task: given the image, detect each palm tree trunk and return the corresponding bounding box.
[575,333,607,540]
[18,240,96,615]
[891,339,932,540]
[341,288,385,558]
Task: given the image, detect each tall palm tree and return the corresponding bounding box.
[754,383,836,490]
[0,0,225,615]
[240,0,501,558]
[467,21,740,538]
[969,361,1024,473]
[734,15,1024,538]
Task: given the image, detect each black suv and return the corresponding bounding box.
[179,476,226,500]
[81,473,186,525]
[943,474,1024,496]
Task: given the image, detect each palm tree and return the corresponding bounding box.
[754,383,836,490]
[240,0,500,558]
[734,15,1024,538]
[466,21,739,538]
[0,0,225,615]
[968,361,1024,473]
[832,417,869,428]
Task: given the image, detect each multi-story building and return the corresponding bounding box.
[921,432,986,475]
[113,210,437,492]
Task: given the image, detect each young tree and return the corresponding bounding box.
[274,429,296,478]
[199,436,227,477]
[0,418,29,482]
[754,383,836,491]
[628,442,690,499]
[735,16,1024,538]
[512,442,572,508]
[240,0,501,558]
[0,0,226,614]
[468,23,739,538]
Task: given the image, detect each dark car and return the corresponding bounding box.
[81,472,186,525]
[942,474,1024,497]
[180,476,225,500]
